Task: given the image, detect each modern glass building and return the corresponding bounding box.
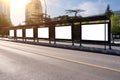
[0,0,11,22]
[26,0,43,24]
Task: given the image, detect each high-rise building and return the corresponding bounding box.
[0,0,11,22]
[26,0,43,24]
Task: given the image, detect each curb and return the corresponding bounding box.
[6,40,120,56]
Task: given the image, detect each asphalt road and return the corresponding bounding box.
[0,40,120,80]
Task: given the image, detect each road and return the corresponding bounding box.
[0,40,120,80]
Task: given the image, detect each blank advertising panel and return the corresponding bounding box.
[17,29,22,37]
[55,26,72,39]
[38,27,49,38]
[9,30,14,37]
[82,24,108,41]
[26,28,33,37]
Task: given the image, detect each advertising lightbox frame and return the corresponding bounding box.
[81,22,110,44]
[55,26,72,40]
[38,27,49,39]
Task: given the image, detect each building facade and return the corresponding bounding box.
[0,0,11,22]
[26,0,43,24]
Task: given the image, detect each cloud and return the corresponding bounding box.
[74,1,107,17]
[42,0,60,7]
[45,0,108,17]
[41,0,64,17]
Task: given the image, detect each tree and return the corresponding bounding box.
[105,4,113,17]
[0,13,11,27]
[0,13,11,36]
[111,14,120,35]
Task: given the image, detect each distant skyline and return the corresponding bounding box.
[10,0,120,26]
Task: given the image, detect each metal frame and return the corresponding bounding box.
[8,14,111,49]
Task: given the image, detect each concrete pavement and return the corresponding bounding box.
[0,38,120,55]
[0,40,120,80]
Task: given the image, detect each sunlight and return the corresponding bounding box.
[10,0,30,6]
[10,0,44,25]
[10,0,44,6]
[10,0,31,25]
[3,0,10,3]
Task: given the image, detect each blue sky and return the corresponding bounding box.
[46,0,120,17]
[10,0,120,25]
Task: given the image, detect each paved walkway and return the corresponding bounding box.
[0,38,120,56]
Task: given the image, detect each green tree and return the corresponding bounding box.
[111,14,120,35]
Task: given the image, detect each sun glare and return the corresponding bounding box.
[10,0,44,25]
[10,0,31,25]
[10,0,30,6]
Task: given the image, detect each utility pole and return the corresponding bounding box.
[43,0,47,21]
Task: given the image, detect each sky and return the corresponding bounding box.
[10,0,120,26]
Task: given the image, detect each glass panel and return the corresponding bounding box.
[9,30,14,37]
[17,29,22,37]
[55,26,72,39]
[38,27,49,38]
[82,24,108,41]
[26,28,33,37]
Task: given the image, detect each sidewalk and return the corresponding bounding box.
[1,38,120,56]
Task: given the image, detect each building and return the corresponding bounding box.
[0,0,11,23]
[26,0,43,24]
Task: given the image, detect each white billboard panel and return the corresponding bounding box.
[9,30,14,37]
[55,26,72,39]
[17,29,22,37]
[38,27,49,38]
[82,24,108,41]
[26,28,33,37]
